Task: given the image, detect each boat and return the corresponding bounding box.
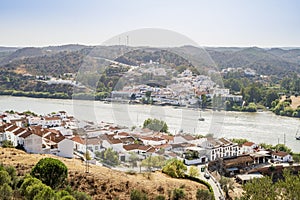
[296,128,300,140]
[198,109,205,121]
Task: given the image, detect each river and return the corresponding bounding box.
[1,96,299,152]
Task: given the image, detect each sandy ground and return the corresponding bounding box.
[281,95,300,110]
[0,148,207,200]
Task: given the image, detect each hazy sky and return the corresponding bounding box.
[1,0,300,47]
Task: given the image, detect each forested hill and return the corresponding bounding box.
[207,47,300,77]
[1,45,300,77]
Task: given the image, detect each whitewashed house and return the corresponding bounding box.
[58,138,74,158]
[200,138,240,161]
[72,135,86,153]
[22,131,43,153]
[271,151,293,162]
[140,136,167,146]
[241,142,258,154]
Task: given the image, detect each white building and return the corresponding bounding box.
[271,151,293,162]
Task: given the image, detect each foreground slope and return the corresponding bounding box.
[0,148,207,199]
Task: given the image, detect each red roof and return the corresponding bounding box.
[72,136,85,144]
[272,151,289,157]
[243,142,255,147]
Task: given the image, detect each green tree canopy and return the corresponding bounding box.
[31,158,68,189]
[162,159,187,178]
[143,118,168,133]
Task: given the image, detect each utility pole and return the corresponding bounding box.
[85,132,89,173]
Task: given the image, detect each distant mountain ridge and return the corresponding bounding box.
[0,44,299,77]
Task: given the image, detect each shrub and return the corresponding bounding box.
[196,189,214,200]
[20,176,42,197]
[172,188,185,200]
[1,140,14,148]
[0,170,11,185]
[0,183,13,200]
[130,189,148,200]
[72,191,92,200]
[33,186,56,200]
[188,166,199,178]
[155,195,166,200]
[31,158,68,189]
[26,182,48,200]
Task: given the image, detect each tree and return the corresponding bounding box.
[31,158,68,189]
[143,118,168,133]
[129,152,139,168]
[196,189,213,200]
[101,148,119,166]
[162,159,187,178]
[130,189,148,200]
[242,175,277,199]
[0,183,13,200]
[188,166,199,178]
[141,156,166,171]
[219,176,234,199]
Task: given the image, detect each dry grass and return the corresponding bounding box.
[280,95,300,110]
[0,148,207,199]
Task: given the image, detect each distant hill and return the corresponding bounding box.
[207,47,300,76]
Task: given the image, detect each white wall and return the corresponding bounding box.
[58,139,74,158]
[24,134,42,153]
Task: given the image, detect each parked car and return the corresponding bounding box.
[204,173,210,179]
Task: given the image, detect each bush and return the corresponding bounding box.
[0,183,13,200]
[172,188,185,200]
[162,159,187,178]
[196,189,214,200]
[0,170,11,185]
[31,158,68,189]
[155,195,166,200]
[33,186,56,200]
[20,176,43,197]
[130,189,148,200]
[1,140,14,148]
[26,182,48,200]
[72,191,92,200]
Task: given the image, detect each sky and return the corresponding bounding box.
[1,0,300,47]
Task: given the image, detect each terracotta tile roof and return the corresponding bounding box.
[160,134,174,141]
[243,142,255,147]
[272,151,289,157]
[44,130,65,143]
[44,117,61,121]
[181,135,195,141]
[219,138,231,145]
[108,138,122,144]
[154,144,172,149]
[87,137,102,145]
[223,155,254,167]
[140,136,165,141]
[5,124,19,132]
[117,132,129,136]
[72,136,85,145]
[123,144,140,151]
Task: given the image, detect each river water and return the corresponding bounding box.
[1,96,299,152]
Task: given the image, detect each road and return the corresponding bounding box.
[188,165,225,200]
